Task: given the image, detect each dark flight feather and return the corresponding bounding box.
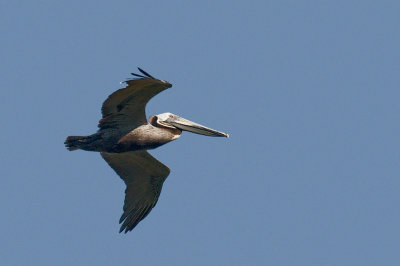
[138,67,155,78]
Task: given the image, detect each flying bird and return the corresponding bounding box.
[65,68,229,233]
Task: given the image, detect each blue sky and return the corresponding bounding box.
[1,0,399,265]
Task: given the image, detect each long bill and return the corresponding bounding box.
[166,116,229,137]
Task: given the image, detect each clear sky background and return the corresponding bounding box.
[1,1,399,265]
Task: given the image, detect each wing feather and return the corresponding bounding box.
[101,150,170,233]
[99,72,172,138]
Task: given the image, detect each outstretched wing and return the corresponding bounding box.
[101,150,170,233]
[99,68,172,138]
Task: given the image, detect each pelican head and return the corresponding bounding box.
[153,112,229,138]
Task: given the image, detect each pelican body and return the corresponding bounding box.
[65,68,228,233]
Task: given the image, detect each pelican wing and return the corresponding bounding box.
[101,150,170,233]
[99,73,172,137]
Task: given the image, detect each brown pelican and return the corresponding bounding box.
[65,68,229,233]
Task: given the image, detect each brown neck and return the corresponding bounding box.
[149,116,158,126]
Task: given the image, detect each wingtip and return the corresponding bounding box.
[131,72,145,78]
[119,224,128,233]
[137,67,155,78]
[162,80,172,88]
